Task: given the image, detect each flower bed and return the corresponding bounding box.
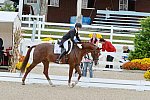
[144,70,150,80]
[41,37,53,41]
[131,58,150,65]
[122,58,150,80]
[16,62,30,70]
[122,58,150,70]
[15,55,30,71]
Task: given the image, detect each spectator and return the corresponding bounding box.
[89,33,98,46]
[76,33,98,77]
[82,53,93,78]
[122,46,130,62]
[123,46,130,53]
[0,38,3,49]
[0,38,4,65]
[99,38,116,68]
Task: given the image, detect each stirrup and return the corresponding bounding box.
[55,59,60,64]
[55,59,62,64]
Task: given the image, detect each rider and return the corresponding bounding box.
[55,23,82,63]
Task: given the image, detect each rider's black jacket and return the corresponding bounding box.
[59,28,81,47]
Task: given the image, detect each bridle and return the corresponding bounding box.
[77,42,100,63]
[91,49,100,61]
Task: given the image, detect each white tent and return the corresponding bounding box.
[0,11,21,51]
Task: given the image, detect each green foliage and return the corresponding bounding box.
[0,3,16,11]
[128,17,150,60]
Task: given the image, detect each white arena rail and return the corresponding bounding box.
[21,20,139,45]
[0,72,150,91]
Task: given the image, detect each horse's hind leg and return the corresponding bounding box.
[42,60,53,86]
[22,62,37,85]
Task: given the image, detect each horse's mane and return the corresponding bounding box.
[77,41,93,44]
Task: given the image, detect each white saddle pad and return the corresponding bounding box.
[54,42,61,54]
[54,40,73,54]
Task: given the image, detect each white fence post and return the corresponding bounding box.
[28,14,31,28]
[37,14,39,22]
[36,14,40,29]
[42,15,45,29]
[105,10,110,19]
[18,0,23,18]
[110,25,114,43]
[38,21,41,40]
[31,20,37,42]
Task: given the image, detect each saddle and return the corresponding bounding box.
[54,40,73,63]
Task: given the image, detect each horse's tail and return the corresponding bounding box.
[21,45,36,73]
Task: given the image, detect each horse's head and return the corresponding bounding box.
[81,42,101,65]
[91,48,101,66]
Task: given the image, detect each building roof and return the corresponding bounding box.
[0,11,19,22]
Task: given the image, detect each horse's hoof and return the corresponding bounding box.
[49,82,55,87]
[22,82,25,85]
[71,83,76,88]
[49,83,55,87]
[68,83,71,88]
[51,85,56,87]
[49,83,53,85]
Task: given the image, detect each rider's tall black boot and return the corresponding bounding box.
[55,48,66,64]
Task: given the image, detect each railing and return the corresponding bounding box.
[22,14,45,29]
[93,10,150,29]
[97,10,150,16]
[21,15,139,46]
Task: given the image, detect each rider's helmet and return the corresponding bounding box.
[75,23,82,28]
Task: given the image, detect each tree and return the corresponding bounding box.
[128,17,150,60]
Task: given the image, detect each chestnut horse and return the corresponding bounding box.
[21,42,100,87]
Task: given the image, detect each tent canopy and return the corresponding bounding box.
[0,11,21,50]
[0,11,19,22]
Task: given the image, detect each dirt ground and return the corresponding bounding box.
[0,65,149,100]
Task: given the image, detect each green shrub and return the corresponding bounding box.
[0,3,16,11]
[128,17,150,60]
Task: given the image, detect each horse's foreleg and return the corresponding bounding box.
[22,63,37,85]
[68,67,74,87]
[42,60,54,86]
[72,64,82,87]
